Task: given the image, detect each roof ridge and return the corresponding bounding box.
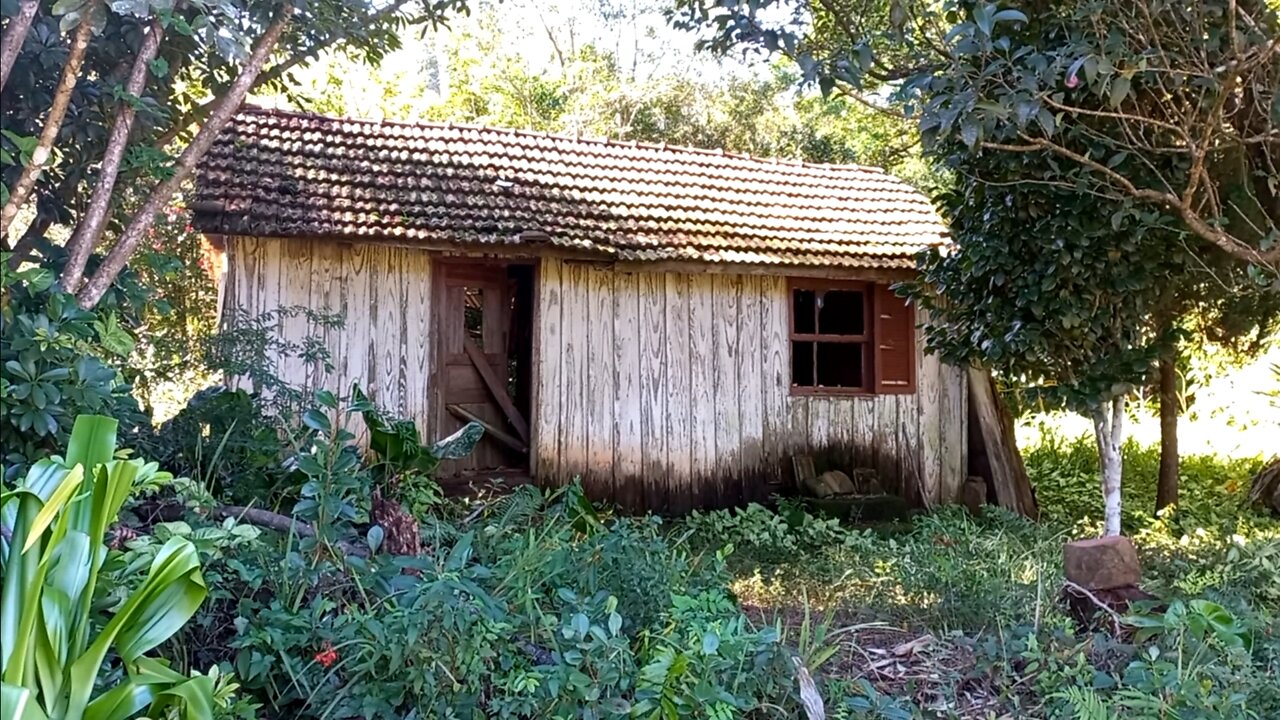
[235,104,886,175]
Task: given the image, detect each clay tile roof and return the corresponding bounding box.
[193,106,948,269]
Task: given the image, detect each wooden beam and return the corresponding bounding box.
[446,404,529,455]
[967,367,1038,519]
[463,339,532,444]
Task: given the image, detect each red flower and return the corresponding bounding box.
[314,642,338,668]
[1065,73,1080,89]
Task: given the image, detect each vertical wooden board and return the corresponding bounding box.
[759,276,788,484]
[402,251,433,438]
[256,239,284,400]
[712,274,741,500]
[687,274,717,505]
[897,394,922,507]
[664,273,692,513]
[560,262,590,484]
[829,399,855,472]
[613,271,643,508]
[372,245,407,414]
[807,398,833,467]
[918,314,944,506]
[638,271,668,512]
[852,397,876,469]
[279,239,313,391]
[786,395,808,487]
[940,362,968,503]
[736,275,764,497]
[874,396,900,494]
[586,265,616,492]
[311,237,345,392]
[533,258,563,482]
[342,242,373,443]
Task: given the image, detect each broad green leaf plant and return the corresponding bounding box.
[0,415,214,720]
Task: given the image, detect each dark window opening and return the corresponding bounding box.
[819,290,865,335]
[816,342,864,387]
[463,287,484,346]
[789,279,916,395]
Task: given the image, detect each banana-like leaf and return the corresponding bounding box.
[81,681,156,720]
[65,537,206,719]
[23,465,84,552]
[63,416,117,533]
[62,416,117,472]
[1,683,49,720]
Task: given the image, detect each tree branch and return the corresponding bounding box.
[0,0,39,91]
[77,3,295,308]
[0,8,95,238]
[61,16,167,293]
[153,0,411,147]
[982,137,1279,269]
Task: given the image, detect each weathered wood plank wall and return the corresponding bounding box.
[223,237,436,441]
[534,258,967,511]
[226,240,966,512]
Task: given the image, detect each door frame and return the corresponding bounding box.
[431,257,539,482]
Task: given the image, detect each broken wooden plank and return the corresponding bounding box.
[463,338,531,444]
[446,404,528,455]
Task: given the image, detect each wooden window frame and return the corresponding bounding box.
[788,278,875,396]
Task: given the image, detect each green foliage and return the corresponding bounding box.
[151,387,288,508]
[283,390,372,555]
[1,263,150,478]
[1024,429,1267,532]
[216,483,802,718]
[0,415,214,720]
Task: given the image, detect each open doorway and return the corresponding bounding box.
[435,261,536,481]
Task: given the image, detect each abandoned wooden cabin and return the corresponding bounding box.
[193,106,969,513]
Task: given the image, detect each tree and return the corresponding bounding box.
[674,0,1280,272]
[674,0,1280,534]
[1,0,468,307]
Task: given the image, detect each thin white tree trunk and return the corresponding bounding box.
[75,4,294,308]
[1092,396,1125,536]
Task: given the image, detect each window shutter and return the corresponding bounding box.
[874,284,916,394]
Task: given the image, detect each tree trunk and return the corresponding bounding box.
[0,0,39,92]
[75,4,294,309]
[1091,396,1125,537]
[0,9,94,238]
[60,17,166,293]
[967,367,1039,519]
[1156,354,1179,512]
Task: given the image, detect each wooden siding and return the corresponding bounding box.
[225,239,967,512]
[533,258,968,511]
[223,237,436,441]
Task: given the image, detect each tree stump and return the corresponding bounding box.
[1061,536,1154,635]
[1249,457,1280,516]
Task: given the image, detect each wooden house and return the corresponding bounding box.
[193,107,969,512]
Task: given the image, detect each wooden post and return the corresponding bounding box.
[967,367,1038,519]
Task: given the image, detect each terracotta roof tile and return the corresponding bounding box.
[193,107,948,269]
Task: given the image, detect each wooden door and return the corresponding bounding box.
[436,263,531,477]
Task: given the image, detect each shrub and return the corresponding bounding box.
[0,415,215,719]
[1,263,150,478]
[1024,430,1267,533]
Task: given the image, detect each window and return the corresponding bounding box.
[789,279,916,395]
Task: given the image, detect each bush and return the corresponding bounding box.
[219,485,803,719]
[1024,430,1268,533]
[1,261,155,477]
